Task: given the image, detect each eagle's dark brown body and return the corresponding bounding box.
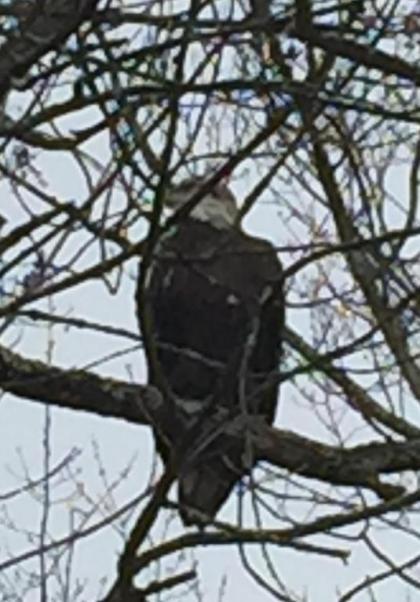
[138,218,283,523]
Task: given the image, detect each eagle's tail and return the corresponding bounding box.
[178,454,244,525]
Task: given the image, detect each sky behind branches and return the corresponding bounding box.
[1,0,420,600]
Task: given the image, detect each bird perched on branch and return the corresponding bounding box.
[136,175,284,524]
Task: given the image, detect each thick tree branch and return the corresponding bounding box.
[303,118,420,401]
[0,342,160,425]
[284,327,420,439]
[257,426,406,499]
[294,24,420,86]
[0,341,414,500]
[0,0,99,97]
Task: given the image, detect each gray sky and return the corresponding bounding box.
[1,1,420,600]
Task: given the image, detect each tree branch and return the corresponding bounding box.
[0,0,99,98]
[0,341,415,500]
[294,24,420,86]
[0,342,160,425]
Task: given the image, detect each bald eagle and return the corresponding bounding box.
[137,177,284,524]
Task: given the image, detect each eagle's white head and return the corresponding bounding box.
[165,176,238,229]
